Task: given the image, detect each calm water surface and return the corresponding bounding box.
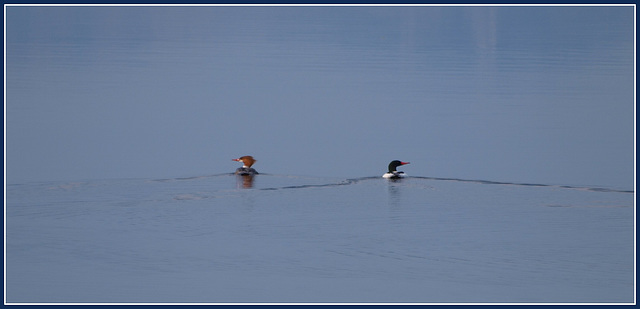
[5,174,635,303]
[5,5,634,189]
[4,5,636,304]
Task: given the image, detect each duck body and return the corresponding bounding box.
[382,160,409,179]
[235,167,259,176]
[233,156,259,175]
[382,171,406,179]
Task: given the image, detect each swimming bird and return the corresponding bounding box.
[232,156,259,176]
[382,160,410,179]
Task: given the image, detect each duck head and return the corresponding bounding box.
[232,155,256,168]
[388,160,410,173]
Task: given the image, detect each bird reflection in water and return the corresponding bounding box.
[237,174,256,188]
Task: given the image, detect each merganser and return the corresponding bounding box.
[382,160,410,179]
[232,156,259,176]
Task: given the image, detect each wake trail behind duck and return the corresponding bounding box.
[151,173,632,194]
[411,176,633,194]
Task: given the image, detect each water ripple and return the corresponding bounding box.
[411,176,634,194]
[150,173,632,195]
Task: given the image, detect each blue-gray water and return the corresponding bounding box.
[5,174,635,303]
[4,5,635,304]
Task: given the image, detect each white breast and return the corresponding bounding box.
[382,172,406,179]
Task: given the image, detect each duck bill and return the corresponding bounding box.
[232,158,241,162]
[400,162,410,165]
